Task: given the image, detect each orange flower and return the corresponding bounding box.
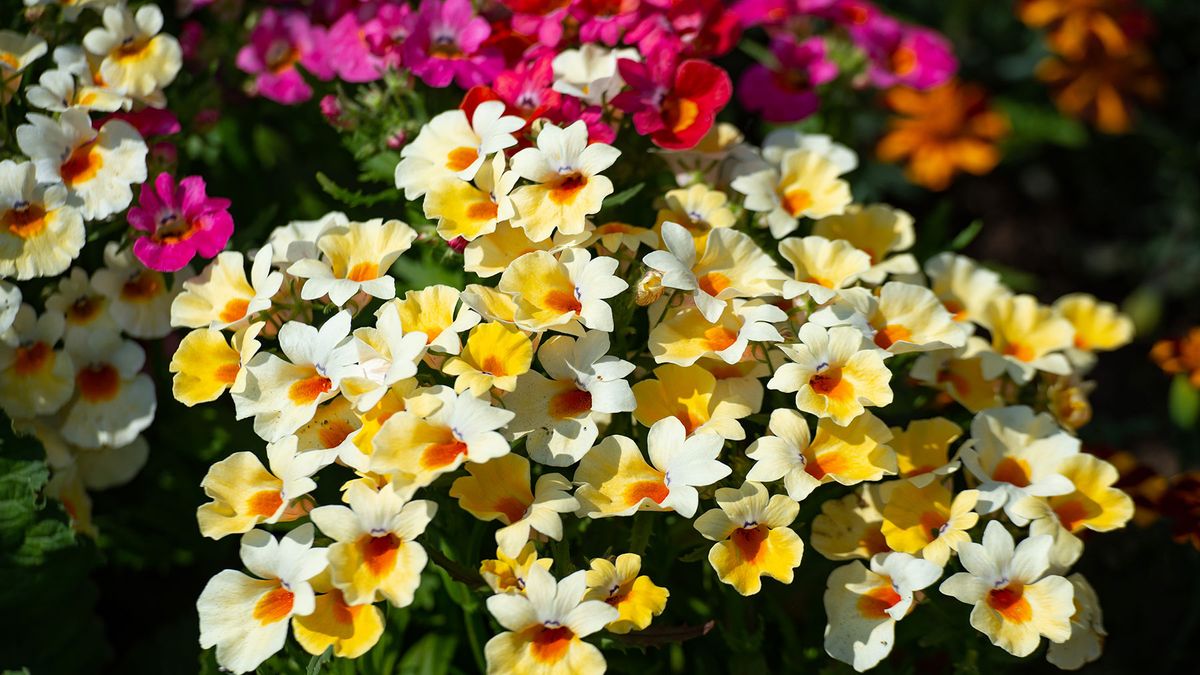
[1151,328,1200,387]
[1037,44,1161,134]
[876,80,1009,191]
[1017,0,1153,59]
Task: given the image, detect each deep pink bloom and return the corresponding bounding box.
[128,174,234,272]
[819,0,878,28]
[403,0,503,89]
[624,0,741,58]
[854,15,957,90]
[235,9,333,105]
[731,0,836,27]
[738,36,837,122]
[362,2,414,69]
[327,9,388,82]
[504,0,572,48]
[97,108,181,136]
[612,52,732,150]
[493,53,562,121]
[573,0,644,46]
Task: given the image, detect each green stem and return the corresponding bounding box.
[630,512,654,557]
[462,603,486,674]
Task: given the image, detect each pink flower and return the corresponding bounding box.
[235,9,334,105]
[362,1,415,69]
[504,0,573,48]
[573,0,644,46]
[738,36,837,122]
[128,174,234,272]
[403,0,503,89]
[624,0,741,59]
[612,53,732,150]
[97,108,181,137]
[493,53,562,121]
[327,9,388,82]
[854,15,957,90]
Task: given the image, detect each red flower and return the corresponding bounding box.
[612,55,732,150]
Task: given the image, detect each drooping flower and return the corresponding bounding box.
[823,552,943,671]
[694,481,804,596]
[574,417,731,518]
[811,486,890,561]
[939,521,1074,657]
[291,585,384,659]
[583,553,669,634]
[1046,573,1107,670]
[483,564,618,674]
[450,453,579,558]
[310,481,436,607]
[170,323,263,406]
[197,525,328,674]
[124,173,232,272]
[613,54,733,150]
[1053,292,1134,368]
[738,36,837,123]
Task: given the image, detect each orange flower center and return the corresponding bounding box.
[530,625,575,664]
[1002,341,1036,362]
[698,272,731,297]
[347,262,378,282]
[544,288,582,314]
[480,355,507,376]
[252,585,294,624]
[360,533,402,578]
[663,96,700,134]
[3,203,48,238]
[288,372,333,405]
[703,325,738,352]
[809,367,852,401]
[61,139,103,187]
[731,524,769,563]
[77,364,120,402]
[857,583,903,619]
[121,271,163,301]
[420,438,469,470]
[624,478,669,506]
[549,386,592,419]
[782,188,813,216]
[446,146,479,172]
[219,298,250,324]
[805,449,850,480]
[467,200,499,221]
[992,457,1032,487]
[67,296,104,324]
[987,584,1032,624]
[549,173,588,205]
[14,342,53,376]
[214,362,241,384]
[873,324,912,350]
[247,489,284,517]
[493,496,530,524]
[317,420,356,449]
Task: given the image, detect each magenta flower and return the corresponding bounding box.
[573,0,644,46]
[362,2,414,70]
[854,16,957,90]
[508,1,572,48]
[493,53,562,120]
[403,0,503,89]
[235,9,334,105]
[327,9,387,82]
[128,174,234,273]
[738,36,837,123]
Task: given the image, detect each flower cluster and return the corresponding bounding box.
[1018,0,1163,133]
[1,1,230,533]
[178,3,1141,664]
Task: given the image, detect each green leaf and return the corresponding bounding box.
[601,182,645,211]
[995,99,1088,149]
[949,219,983,251]
[1169,374,1200,429]
[398,633,459,675]
[305,646,333,675]
[315,171,400,208]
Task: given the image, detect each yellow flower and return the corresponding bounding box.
[423,152,517,242]
[0,159,85,280]
[778,235,872,304]
[694,481,804,596]
[939,521,1074,657]
[811,487,891,561]
[812,204,917,284]
[924,252,1010,328]
[171,248,282,330]
[288,219,417,307]
[1046,573,1106,670]
[876,80,1009,191]
[442,322,533,396]
[818,282,968,354]
[583,553,669,634]
[82,5,181,99]
[480,543,553,595]
[980,294,1075,383]
[310,482,436,607]
[654,184,736,251]
[881,481,979,566]
[649,299,785,367]
[378,284,481,355]
[0,305,74,418]
[890,417,963,485]
[498,248,627,334]
[909,337,1005,413]
[464,219,590,279]
[585,220,657,254]
[292,586,384,659]
[732,149,853,238]
[170,323,262,406]
[768,323,893,426]
[632,363,757,440]
[1053,293,1134,367]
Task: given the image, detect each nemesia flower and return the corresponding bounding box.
[499,248,627,335]
[442,322,533,396]
[235,9,333,105]
[645,222,787,323]
[649,300,785,367]
[880,481,979,567]
[377,284,481,355]
[1053,293,1134,367]
[0,159,84,280]
[694,481,804,596]
[738,36,837,123]
[750,411,896,500]
[90,241,184,339]
[196,435,334,539]
[403,0,503,89]
[823,552,943,672]
[423,153,517,242]
[778,235,872,304]
[574,417,731,518]
[876,81,1009,191]
[733,149,853,238]
[939,521,1074,657]
[483,564,618,674]
[16,108,147,220]
[889,417,963,486]
[480,542,554,595]
[126,172,233,272]
[508,331,637,466]
[909,337,1005,413]
[171,247,283,330]
[586,220,658,254]
[371,384,514,485]
[0,305,74,418]
[310,481,436,607]
[811,204,917,284]
[62,329,155,449]
[44,266,118,347]
[509,121,620,241]
[552,43,639,106]
[761,129,859,174]
[267,211,347,265]
[82,4,182,100]
[979,294,1075,383]
[811,486,890,561]
[632,363,758,440]
[294,395,364,458]
[291,583,384,659]
[768,323,893,426]
[1046,573,1106,670]
[450,453,578,558]
[0,32,47,90]
[613,54,733,150]
[960,406,1079,522]
[288,219,417,306]
[395,101,524,198]
[170,322,263,406]
[812,283,968,354]
[339,310,426,412]
[658,121,744,186]
[233,311,360,442]
[464,219,591,279]
[197,525,328,674]
[653,184,737,249]
[924,252,1010,326]
[583,553,669,634]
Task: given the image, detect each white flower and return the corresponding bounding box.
[762,130,858,174]
[551,44,638,106]
[266,211,348,265]
[62,329,155,449]
[394,101,524,198]
[91,241,185,339]
[197,525,328,674]
[287,219,417,306]
[509,121,619,241]
[25,67,124,112]
[0,304,75,418]
[171,247,283,330]
[16,108,147,220]
[44,266,118,348]
[340,309,427,412]
[0,158,85,280]
[82,4,182,99]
